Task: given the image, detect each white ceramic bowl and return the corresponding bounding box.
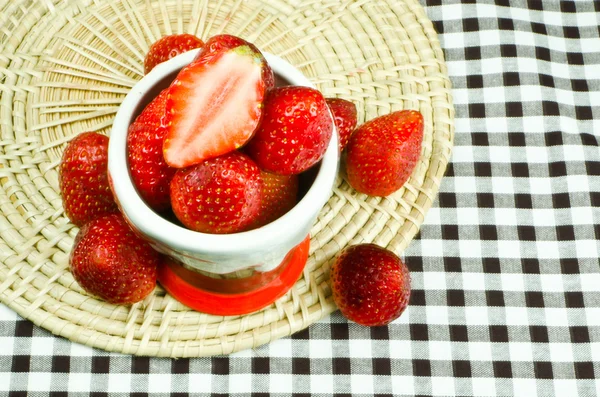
[108,49,338,275]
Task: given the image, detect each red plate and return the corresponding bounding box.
[157,236,310,315]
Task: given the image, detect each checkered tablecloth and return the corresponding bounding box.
[2,1,599,395]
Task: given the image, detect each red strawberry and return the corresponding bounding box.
[127,89,176,212]
[197,34,274,90]
[245,86,333,175]
[170,151,263,234]
[163,42,272,168]
[69,213,160,305]
[144,33,204,74]
[345,110,423,196]
[59,132,118,227]
[326,98,357,152]
[330,243,411,326]
[248,171,299,229]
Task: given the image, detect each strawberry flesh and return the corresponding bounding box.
[331,243,411,326]
[163,46,269,168]
[69,213,160,305]
[195,34,274,90]
[59,132,118,227]
[170,151,263,234]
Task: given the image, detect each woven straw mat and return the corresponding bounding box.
[0,0,454,357]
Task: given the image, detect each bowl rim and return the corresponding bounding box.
[108,49,339,256]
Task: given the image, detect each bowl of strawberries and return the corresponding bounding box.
[106,35,339,314]
[63,33,419,324]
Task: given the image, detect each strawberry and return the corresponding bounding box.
[169,151,263,234]
[69,213,160,305]
[345,110,423,197]
[59,132,118,227]
[245,86,333,175]
[197,34,274,90]
[248,170,299,229]
[127,88,176,212]
[330,243,411,326]
[326,98,357,152]
[163,41,273,168]
[144,33,204,74]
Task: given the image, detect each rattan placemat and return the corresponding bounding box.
[0,0,453,357]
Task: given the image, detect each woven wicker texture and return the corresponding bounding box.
[0,0,453,357]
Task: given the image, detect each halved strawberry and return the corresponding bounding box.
[163,43,272,168]
[196,34,274,90]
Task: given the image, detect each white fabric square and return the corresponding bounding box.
[311,374,334,394]
[509,342,534,362]
[348,339,372,358]
[428,341,453,361]
[392,376,415,396]
[148,374,172,393]
[0,373,10,392]
[424,271,447,290]
[462,272,486,291]
[0,304,17,320]
[536,241,561,260]
[419,238,445,257]
[30,337,54,356]
[389,340,413,360]
[107,374,131,393]
[0,337,15,356]
[228,374,252,393]
[468,342,493,361]
[70,341,94,357]
[491,178,516,195]
[553,380,578,397]
[455,177,479,194]
[267,337,293,357]
[539,275,565,292]
[459,239,482,258]
[188,374,211,394]
[27,373,52,392]
[269,374,293,393]
[465,307,491,326]
[505,307,530,326]
[549,343,574,363]
[472,378,497,397]
[580,275,600,294]
[512,378,538,397]
[309,340,333,358]
[426,306,449,326]
[351,375,374,395]
[575,240,598,258]
[431,376,456,396]
[501,274,525,292]
[68,373,92,393]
